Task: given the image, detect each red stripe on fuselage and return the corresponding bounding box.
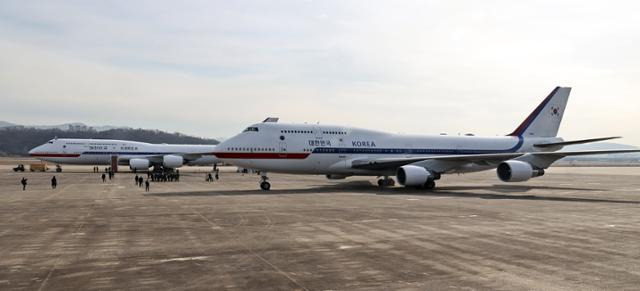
[213,152,310,159]
[30,153,81,158]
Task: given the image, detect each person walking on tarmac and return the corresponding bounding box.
[134,175,139,186]
[138,177,143,187]
[145,179,150,192]
[51,176,57,189]
[101,173,106,183]
[20,177,27,191]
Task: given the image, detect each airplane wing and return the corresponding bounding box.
[350,153,525,170]
[179,152,217,161]
[350,149,640,171]
[533,136,621,148]
[119,152,217,164]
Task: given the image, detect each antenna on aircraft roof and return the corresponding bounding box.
[263,117,279,123]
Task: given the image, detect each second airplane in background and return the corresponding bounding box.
[213,87,639,190]
[29,138,219,171]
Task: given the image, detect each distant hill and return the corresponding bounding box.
[0,121,17,128]
[0,125,219,156]
[0,121,129,132]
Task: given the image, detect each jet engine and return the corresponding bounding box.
[129,158,150,170]
[396,165,432,186]
[163,155,184,168]
[497,160,545,182]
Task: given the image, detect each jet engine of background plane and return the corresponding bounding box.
[129,158,150,170]
[163,155,184,168]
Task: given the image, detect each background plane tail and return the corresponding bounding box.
[508,86,571,137]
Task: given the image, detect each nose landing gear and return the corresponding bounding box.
[259,174,271,191]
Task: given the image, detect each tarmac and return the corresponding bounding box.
[1,160,640,290]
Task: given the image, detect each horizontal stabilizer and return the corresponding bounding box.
[533,136,621,148]
[534,149,640,157]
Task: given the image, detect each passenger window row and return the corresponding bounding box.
[281,130,312,134]
[228,147,276,152]
[322,131,346,135]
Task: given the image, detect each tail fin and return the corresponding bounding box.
[508,86,571,137]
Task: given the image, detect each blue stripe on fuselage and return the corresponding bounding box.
[312,136,524,155]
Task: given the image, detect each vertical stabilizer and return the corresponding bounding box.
[508,87,571,137]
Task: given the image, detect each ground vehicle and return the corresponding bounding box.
[13,164,25,172]
[29,163,49,172]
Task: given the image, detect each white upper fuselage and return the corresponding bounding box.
[213,122,563,176]
[29,138,218,166]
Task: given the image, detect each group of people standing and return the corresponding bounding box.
[149,170,180,182]
[19,166,222,191]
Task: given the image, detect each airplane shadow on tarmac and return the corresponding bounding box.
[146,180,640,205]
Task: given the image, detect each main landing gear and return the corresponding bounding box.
[259,173,271,191]
[377,176,396,188]
[423,179,436,190]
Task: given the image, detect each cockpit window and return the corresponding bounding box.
[47,140,54,144]
[243,127,259,132]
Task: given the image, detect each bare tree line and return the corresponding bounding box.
[0,127,219,156]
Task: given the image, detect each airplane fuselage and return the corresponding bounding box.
[214,123,562,176]
[29,139,218,166]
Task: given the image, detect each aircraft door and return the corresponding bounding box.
[278,142,287,158]
[314,125,322,139]
[338,138,351,167]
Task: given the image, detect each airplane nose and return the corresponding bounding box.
[28,145,42,155]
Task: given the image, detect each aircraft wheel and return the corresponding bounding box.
[378,177,396,187]
[424,180,436,190]
[260,181,271,191]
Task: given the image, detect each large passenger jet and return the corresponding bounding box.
[29,138,219,170]
[212,87,638,190]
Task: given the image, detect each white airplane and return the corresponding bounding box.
[212,87,639,190]
[29,138,219,170]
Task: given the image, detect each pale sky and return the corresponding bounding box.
[1,1,639,145]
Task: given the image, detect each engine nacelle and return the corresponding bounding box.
[163,155,184,168]
[326,174,349,180]
[497,160,545,182]
[396,165,431,186]
[129,158,150,170]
